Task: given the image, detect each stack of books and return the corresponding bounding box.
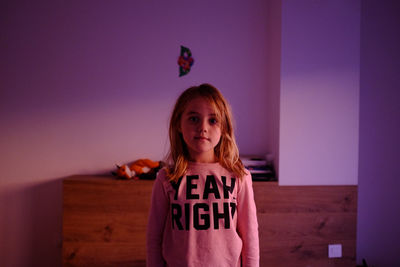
[240,155,276,181]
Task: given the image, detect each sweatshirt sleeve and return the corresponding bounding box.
[237,171,260,267]
[146,169,169,267]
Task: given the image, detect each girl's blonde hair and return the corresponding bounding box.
[166,83,246,182]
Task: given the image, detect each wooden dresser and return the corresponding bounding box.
[62,175,357,267]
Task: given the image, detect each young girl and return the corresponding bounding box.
[146,84,259,267]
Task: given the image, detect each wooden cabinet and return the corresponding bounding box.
[63,176,152,267]
[63,176,357,267]
[253,183,357,266]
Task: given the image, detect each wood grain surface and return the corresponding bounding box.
[253,183,357,267]
[62,176,357,267]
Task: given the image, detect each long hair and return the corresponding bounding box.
[166,83,246,182]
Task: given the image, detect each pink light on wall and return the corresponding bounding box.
[279,0,360,185]
[0,1,271,266]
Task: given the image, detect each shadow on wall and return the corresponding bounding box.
[0,178,63,267]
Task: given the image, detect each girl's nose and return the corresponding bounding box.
[198,119,208,133]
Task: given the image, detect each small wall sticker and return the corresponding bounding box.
[178,45,194,77]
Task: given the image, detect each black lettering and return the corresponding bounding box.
[185,203,190,230]
[186,175,200,199]
[203,175,221,200]
[171,177,183,200]
[222,176,236,199]
[171,203,183,230]
[230,202,236,219]
[213,202,230,229]
[193,203,210,230]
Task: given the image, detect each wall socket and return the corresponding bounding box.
[328,244,342,258]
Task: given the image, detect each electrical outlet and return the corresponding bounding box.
[328,244,342,258]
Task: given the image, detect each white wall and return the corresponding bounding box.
[0,1,271,266]
[279,0,360,185]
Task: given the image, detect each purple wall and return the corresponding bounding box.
[357,1,400,266]
[265,0,281,177]
[0,1,271,266]
[3,0,398,266]
[279,0,360,185]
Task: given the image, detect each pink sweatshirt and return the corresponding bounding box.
[146,162,259,267]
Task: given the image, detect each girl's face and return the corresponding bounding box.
[179,97,222,163]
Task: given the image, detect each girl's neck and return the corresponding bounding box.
[188,161,220,166]
[189,153,217,163]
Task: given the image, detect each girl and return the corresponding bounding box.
[146,84,259,267]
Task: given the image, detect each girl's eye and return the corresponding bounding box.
[189,116,199,123]
[209,118,218,125]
